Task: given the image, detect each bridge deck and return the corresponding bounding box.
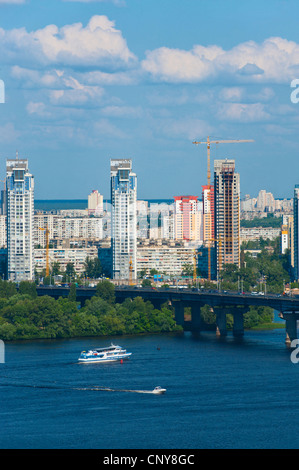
[35,286,299,313]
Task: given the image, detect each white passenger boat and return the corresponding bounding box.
[78,344,132,363]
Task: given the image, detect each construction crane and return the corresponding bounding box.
[38,226,50,277]
[192,136,254,280]
[192,136,254,187]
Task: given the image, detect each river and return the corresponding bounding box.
[1,327,299,449]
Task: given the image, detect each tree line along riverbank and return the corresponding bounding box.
[0,280,277,341]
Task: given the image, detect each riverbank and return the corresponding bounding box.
[249,322,285,330]
[0,280,285,342]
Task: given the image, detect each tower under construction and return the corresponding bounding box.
[214,159,240,272]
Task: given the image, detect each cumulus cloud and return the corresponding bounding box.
[217,102,271,122]
[141,37,299,84]
[0,0,25,3]
[0,15,136,69]
[49,85,105,107]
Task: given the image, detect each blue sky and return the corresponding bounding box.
[0,0,299,200]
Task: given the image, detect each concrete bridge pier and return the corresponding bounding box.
[174,302,185,327]
[191,303,202,332]
[232,308,248,338]
[283,313,298,347]
[214,307,227,337]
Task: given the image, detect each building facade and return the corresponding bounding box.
[88,190,103,216]
[110,159,137,280]
[6,158,34,282]
[174,196,203,241]
[202,185,215,244]
[293,186,299,280]
[214,159,240,271]
[34,246,98,276]
[137,239,197,277]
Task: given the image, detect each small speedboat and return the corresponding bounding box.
[78,344,132,363]
[152,386,166,395]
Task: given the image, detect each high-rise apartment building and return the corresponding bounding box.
[202,185,215,244]
[88,190,103,215]
[214,159,240,271]
[110,159,137,280]
[6,158,34,282]
[293,186,299,280]
[149,203,174,240]
[174,196,203,241]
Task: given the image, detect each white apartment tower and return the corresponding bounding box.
[110,159,137,281]
[88,190,103,215]
[6,158,34,282]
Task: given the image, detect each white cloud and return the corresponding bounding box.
[26,101,51,117]
[0,0,25,3]
[217,102,271,122]
[218,86,275,103]
[141,37,299,84]
[0,15,136,69]
[49,85,105,107]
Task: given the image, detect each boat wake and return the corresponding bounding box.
[77,387,166,394]
[0,381,166,394]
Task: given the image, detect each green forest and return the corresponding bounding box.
[215,237,290,294]
[0,280,182,341]
[1,235,288,341]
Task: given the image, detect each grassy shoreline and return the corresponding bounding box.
[248,322,285,331]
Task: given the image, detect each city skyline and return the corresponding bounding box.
[0,1,299,200]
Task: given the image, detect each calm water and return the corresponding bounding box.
[1,327,299,449]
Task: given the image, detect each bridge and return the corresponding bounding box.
[35,286,299,346]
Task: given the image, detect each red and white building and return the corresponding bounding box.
[174,196,203,242]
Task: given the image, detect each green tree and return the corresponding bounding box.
[0,279,17,298]
[96,280,115,304]
[65,262,76,280]
[200,304,216,325]
[19,281,37,299]
[51,261,61,276]
[138,269,147,279]
[150,268,159,276]
[84,257,102,279]
[68,283,77,302]
[182,263,193,277]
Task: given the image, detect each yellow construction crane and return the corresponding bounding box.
[192,136,254,187]
[192,136,254,280]
[38,226,50,277]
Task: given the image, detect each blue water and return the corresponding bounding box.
[1,328,299,449]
